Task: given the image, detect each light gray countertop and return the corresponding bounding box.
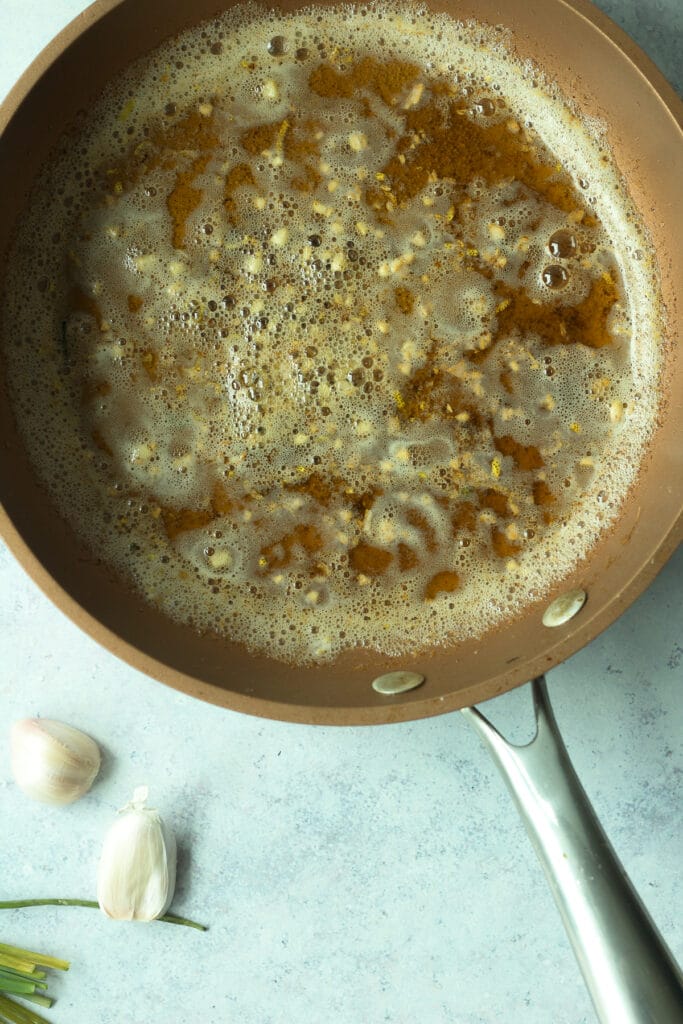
[0,2,681,1022]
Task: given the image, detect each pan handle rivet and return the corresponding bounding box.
[542,588,587,627]
[372,671,425,695]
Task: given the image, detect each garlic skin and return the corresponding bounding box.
[97,786,177,922]
[10,718,101,805]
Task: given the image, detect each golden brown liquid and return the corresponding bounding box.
[2,4,662,663]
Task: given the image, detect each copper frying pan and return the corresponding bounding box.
[0,0,681,725]
[0,1,681,1020]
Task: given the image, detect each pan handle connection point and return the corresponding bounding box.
[462,676,683,1024]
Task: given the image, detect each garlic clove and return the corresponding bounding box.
[10,718,101,805]
[97,786,176,922]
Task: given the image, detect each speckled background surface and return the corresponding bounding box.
[0,2,681,1022]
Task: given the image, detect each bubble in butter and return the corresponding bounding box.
[372,671,425,696]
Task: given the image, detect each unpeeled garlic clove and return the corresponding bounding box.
[10,718,101,805]
[97,786,176,922]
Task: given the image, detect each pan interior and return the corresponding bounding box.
[0,0,681,723]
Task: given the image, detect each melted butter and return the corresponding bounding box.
[1,2,664,664]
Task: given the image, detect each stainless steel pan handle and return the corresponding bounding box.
[462,676,683,1024]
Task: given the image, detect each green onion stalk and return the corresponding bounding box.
[0,900,206,1021]
[0,899,206,931]
[0,941,69,1024]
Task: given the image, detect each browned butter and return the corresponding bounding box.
[2,3,663,663]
